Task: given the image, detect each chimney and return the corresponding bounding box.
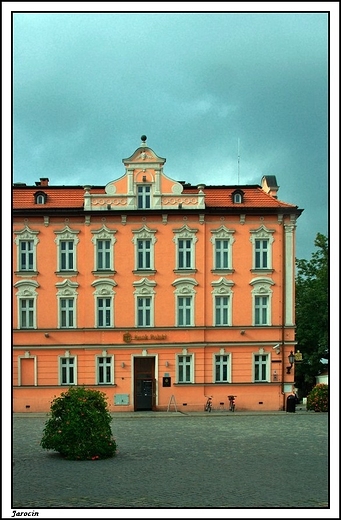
[40,178,49,186]
[261,176,279,199]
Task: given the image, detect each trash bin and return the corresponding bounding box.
[286,394,296,413]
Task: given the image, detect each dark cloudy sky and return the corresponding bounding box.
[10,7,332,260]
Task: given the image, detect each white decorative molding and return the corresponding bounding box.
[91,279,117,295]
[14,226,40,244]
[211,277,234,292]
[14,279,39,295]
[172,278,198,294]
[56,279,79,296]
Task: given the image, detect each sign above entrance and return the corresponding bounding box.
[123,332,167,343]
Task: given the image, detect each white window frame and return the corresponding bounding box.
[137,296,152,327]
[215,295,230,326]
[96,354,114,385]
[173,225,198,272]
[176,351,194,383]
[214,351,231,383]
[250,278,275,326]
[91,225,117,272]
[36,194,45,204]
[211,226,235,271]
[172,278,198,327]
[211,277,234,326]
[133,278,156,327]
[59,353,77,385]
[177,295,193,326]
[14,280,39,329]
[253,351,270,382]
[56,279,79,329]
[19,299,35,329]
[132,225,157,273]
[92,279,117,328]
[54,226,80,273]
[14,226,40,273]
[97,297,112,328]
[137,185,151,209]
[60,298,75,328]
[250,225,275,270]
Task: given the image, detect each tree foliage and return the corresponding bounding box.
[41,386,117,460]
[295,233,328,395]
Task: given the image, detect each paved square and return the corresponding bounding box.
[12,412,328,509]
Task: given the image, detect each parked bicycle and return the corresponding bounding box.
[228,395,236,412]
[204,396,213,412]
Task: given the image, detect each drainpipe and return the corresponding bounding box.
[281,215,286,410]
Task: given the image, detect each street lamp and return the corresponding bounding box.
[286,351,295,374]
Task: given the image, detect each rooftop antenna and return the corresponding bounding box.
[237,138,240,184]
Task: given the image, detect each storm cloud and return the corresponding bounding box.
[12,10,329,260]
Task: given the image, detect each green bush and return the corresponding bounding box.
[40,386,117,460]
[306,383,328,412]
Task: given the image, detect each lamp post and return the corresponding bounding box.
[286,351,295,374]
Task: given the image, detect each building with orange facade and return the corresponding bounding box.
[13,136,303,413]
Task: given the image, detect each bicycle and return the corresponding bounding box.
[228,395,236,412]
[204,396,213,412]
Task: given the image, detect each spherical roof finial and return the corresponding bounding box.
[141,135,147,142]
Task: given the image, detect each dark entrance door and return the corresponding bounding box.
[134,357,155,411]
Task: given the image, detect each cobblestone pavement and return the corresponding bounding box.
[10,411,329,513]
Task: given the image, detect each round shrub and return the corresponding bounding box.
[41,386,117,460]
[306,383,328,412]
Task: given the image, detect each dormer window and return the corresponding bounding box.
[232,190,244,204]
[35,192,47,205]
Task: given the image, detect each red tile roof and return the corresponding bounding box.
[12,185,298,210]
[197,186,297,209]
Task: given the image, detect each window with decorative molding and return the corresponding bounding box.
[14,280,39,329]
[211,226,235,272]
[91,225,117,273]
[250,225,275,271]
[56,279,79,328]
[54,226,80,274]
[133,278,156,327]
[92,279,117,328]
[211,277,234,326]
[250,277,274,326]
[172,278,198,327]
[173,225,198,273]
[132,225,157,273]
[14,226,39,273]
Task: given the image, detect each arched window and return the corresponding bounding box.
[34,192,47,204]
[231,189,244,204]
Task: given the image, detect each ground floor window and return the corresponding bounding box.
[60,357,76,385]
[177,354,193,383]
[254,354,269,382]
[97,356,113,384]
[215,354,230,382]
